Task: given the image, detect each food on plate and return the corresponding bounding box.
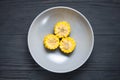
[43,34,59,50]
[43,21,76,55]
[59,37,76,54]
[54,21,71,38]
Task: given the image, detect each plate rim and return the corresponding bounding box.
[27,6,94,73]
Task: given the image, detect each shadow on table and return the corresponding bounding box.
[28,61,89,80]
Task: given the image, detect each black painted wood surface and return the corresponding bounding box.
[0,0,120,80]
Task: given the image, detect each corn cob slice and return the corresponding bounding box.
[54,21,71,38]
[43,34,59,50]
[59,37,76,54]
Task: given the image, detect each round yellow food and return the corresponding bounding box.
[43,34,59,50]
[59,37,76,54]
[54,21,71,38]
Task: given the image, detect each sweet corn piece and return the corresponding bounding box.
[59,37,76,54]
[54,21,71,38]
[43,34,59,50]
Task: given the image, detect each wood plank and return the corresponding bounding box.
[28,70,120,80]
[0,35,120,71]
[0,70,120,80]
[0,71,29,80]
[0,1,120,34]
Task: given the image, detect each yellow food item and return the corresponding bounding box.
[54,21,71,38]
[59,37,76,54]
[43,34,59,50]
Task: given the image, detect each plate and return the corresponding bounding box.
[28,6,94,73]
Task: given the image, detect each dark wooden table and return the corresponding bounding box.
[0,0,120,80]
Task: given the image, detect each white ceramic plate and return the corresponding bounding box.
[28,6,94,73]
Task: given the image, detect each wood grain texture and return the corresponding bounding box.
[1,70,120,80]
[0,0,120,80]
[0,0,120,34]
